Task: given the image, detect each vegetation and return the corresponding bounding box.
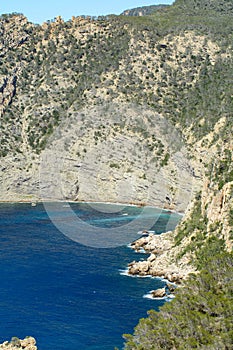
[1,0,232,155]
[0,0,232,348]
[124,238,233,350]
[120,1,232,349]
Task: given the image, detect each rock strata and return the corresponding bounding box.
[0,337,37,350]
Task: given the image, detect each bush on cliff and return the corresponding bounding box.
[123,238,233,349]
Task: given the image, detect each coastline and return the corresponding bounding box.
[0,198,189,348]
[0,199,188,296]
[0,198,184,215]
[125,230,195,285]
[0,200,183,348]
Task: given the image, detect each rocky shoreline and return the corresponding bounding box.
[0,337,37,350]
[126,231,195,298]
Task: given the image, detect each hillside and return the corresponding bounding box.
[0,0,232,348]
[121,4,169,16]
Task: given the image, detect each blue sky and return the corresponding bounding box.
[0,0,173,24]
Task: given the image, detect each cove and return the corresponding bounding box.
[0,202,181,350]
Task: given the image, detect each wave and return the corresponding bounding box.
[126,243,146,253]
[119,268,130,276]
[119,269,155,278]
[160,278,177,286]
[143,292,175,301]
[137,230,155,235]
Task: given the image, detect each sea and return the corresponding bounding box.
[0,202,181,350]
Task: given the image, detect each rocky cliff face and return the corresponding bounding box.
[0,13,216,211]
[0,2,232,348]
[0,2,232,259]
[0,102,201,212]
[128,115,232,279]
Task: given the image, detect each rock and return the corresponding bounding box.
[151,287,166,298]
[148,253,156,263]
[150,269,165,277]
[166,283,176,293]
[128,260,151,276]
[139,261,150,274]
[165,272,183,283]
[0,337,37,350]
[21,337,37,348]
[128,264,140,275]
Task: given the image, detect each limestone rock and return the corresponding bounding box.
[0,337,37,350]
[151,288,166,298]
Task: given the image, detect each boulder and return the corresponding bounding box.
[128,265,139,275]
[138,261,150,275]
[165,272,183,283]
[151,287,166,298]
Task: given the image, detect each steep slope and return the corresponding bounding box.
[0,1,232,347]
[121,1,232,348]
[0,13,210,209]
[175,0,233,14]
[121,4,169,16]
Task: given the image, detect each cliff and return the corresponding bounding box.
[0,11,222,210]
[0,1,232,347]
[0,2,231,251]
[0,1,233,278]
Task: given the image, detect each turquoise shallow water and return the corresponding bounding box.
[0,202,181,349]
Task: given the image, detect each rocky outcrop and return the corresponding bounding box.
[0,337,37,350]
[151,288,166,298]
[0,69,19,118]
[131,231,173,253]
[127,131,232,281]
[0,5,231,290]
[128,231,195,282]
[203,179,233,251]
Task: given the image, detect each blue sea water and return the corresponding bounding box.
[0,202,181,350]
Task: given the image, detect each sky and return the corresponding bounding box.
[0,0,173,24]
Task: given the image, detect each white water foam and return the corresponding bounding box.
[119,269,153,278]
[119,268,130,276]
[137,230,155,235]
[126,244,146,253]
[160,278,177,286]
[143,292,175,301]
